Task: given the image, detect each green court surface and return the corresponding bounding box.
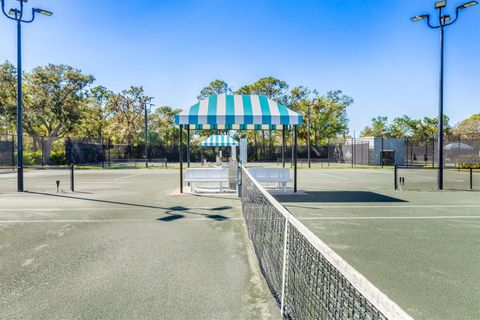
[274,168,480,320]
[0,169,279,320]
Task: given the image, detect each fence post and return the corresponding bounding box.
[108,139,111,167]
[394,165,398,190]
[351,137,354,168]
[11,134,15,167]
[41,136,45,167]
[381,136,384,168]
[101,138,105,168]
[70,165,75,192]
[432,136,435,167]
[470,168,473,190]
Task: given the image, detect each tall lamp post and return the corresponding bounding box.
[411,0,478,190]
[1,0,52,192]
[144,103,154,168]
[307,99,316,169]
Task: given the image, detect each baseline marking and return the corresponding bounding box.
[114,172,146,181]
[0,206,235,212]
[284,204,480,209]
[0,218,243,223]
[297,215,480,220]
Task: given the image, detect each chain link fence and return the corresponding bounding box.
[394,166,479,191]
[3,134,480,169]
[405,138,480,167]
[275,140,370,167]
[0,135,15,167]
[0,166,74,193]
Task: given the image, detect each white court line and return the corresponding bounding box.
[1,215,479,223]
[284,204,480,209]
[0,218,243,223]
[297,216,480,220]
[0,206,235,212]
[113,173,146,181]
[0,208,134,211]
[314,173,349,180]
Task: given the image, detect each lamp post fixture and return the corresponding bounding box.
[1,0,52,192]
[307,99,314,169]
[411,0,477,190]
[144,103,153,168]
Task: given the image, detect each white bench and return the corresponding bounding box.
[185,168,228,192]
[248,168,292,191]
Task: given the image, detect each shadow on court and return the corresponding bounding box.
[275,191,407,203]
[26,192,230,222]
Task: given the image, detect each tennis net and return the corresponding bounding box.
[240,165,412,320]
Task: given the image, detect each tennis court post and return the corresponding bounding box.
[70,165,75,192]
[294,125,298,193]
[394,165,398,190]
[282,125,286,168]
[470,168,473,190]
[179,125,183,193]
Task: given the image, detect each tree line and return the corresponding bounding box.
[1,60,477,159]
[361,114,480,141]
[0,62,354,154]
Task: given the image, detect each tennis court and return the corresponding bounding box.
[0,169,279,320]
[273,168,480,320]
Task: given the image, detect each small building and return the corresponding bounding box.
[361,137,405,166]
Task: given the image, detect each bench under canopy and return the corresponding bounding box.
[174,94,303,193]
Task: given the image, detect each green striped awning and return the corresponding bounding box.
[175,95,302,129]
[200,135,239,147]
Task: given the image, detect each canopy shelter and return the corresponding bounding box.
[174,94,303,193]
[200,135,238,147]
[175,94,301,128]
[444,142,474,151]
[201,134,239,164]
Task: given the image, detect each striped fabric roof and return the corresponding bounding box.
[175,95,302,127]
[200,135,239,147]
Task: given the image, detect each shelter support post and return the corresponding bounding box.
[282,125,286,168]
[179,125,183,193]
[294,125,298,193]
[187,125,191,168]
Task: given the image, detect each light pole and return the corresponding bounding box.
[1,0,52,192]
[307,99,314,169]
[144,103,153,168]
[411,0,478,190]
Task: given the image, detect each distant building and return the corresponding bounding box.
[361,137,405,166]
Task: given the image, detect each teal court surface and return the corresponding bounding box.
[0,167,479,319]
[274,168,480,320]
[0,169,278,320]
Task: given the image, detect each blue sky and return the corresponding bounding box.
[0,0,479,134]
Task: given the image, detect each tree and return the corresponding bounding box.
[105,86,153,146]
[288,86,311,145]
[0,61,17,134]
[452,113,480,139]
[236,77,289,158]
[236,76,288,101]
[197,80,232,100]
[414,115,450,141]
[23,64,95,158]
[316,90,352,141]
[80,85,114,139]
[361,115,451,141]
[361,116,390,137]
[150,106,182,148]
[389,116,419,139]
